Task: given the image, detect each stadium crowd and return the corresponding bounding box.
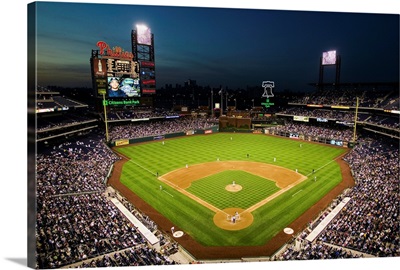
[108,117,218,141]
[278,107,360,122]
[35,134,178,269]
[37,112,97,131]
[277,107,399,130]
[266,120,354,142]
[318,136,399,257]
[277,240,363,260]
[275,135,399,260]
[105,108,179,121]
[34,104,399,267]
[289,88,399,109]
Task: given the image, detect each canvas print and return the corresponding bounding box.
[27,1,399,269]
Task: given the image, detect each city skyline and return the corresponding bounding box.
[33,1,399,93]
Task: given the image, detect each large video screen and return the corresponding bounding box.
[322,50,337,65]
[136,24,152,46]
[107,76,141,98]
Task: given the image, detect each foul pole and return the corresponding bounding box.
[352,97,359,143]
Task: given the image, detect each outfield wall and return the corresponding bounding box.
[110,125,219,147]
[264,128,355,148]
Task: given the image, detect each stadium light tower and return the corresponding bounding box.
[135,24,152,45]
[318,50,341,91]
[132,23,156,94]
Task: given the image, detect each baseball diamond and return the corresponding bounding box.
[160,161,307,230]
[108,133,355,260]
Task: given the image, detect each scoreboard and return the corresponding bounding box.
[92,41,141,99]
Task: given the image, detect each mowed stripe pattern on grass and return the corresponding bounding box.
[187,170,280,209]
[116,133,346,246]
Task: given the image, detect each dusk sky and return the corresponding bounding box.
[33,1,399,93]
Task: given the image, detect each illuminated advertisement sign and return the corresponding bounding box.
[261,99,275,108]
[384,109,400,114]
[322,50,337,65]
[36,106,69,113]
[93,58,108,95]
[142,79,156,85]
[142,88,156,94]
[93,58,107,77]
[330,140,343,146]
[103,99,140,106]
[331,105,350,109]
[293,116,309,122]
[336,121,354,127]
[96,78,107,95]
[115,139,129,146]
[140,61,155,67]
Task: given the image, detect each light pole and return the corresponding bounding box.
[234,98,237,110]
[219,88,223,116]
[211,89,214,118]
[225,91,228,111]
[102,93,109,142]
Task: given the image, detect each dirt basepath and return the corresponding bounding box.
[161,161,304,189]
[160,161,306,230]
[108,147,354,260]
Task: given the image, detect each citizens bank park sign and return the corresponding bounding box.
[103,100,140,106]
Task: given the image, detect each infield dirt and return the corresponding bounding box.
[160,161,307,230]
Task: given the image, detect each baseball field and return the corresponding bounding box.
[109,132,353,259]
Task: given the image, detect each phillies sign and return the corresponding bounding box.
[96,41,134,59]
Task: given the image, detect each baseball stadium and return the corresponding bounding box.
[28,3,399,270]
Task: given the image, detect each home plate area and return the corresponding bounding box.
[213,208,254,231]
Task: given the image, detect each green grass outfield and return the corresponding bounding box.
[116,133,346,246]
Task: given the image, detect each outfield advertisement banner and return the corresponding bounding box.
[317,117,329,122]
[115,139,129,146]
[293,115,309,122]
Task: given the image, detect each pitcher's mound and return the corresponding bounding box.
[213,208,254,230]
[225,184,242,192]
